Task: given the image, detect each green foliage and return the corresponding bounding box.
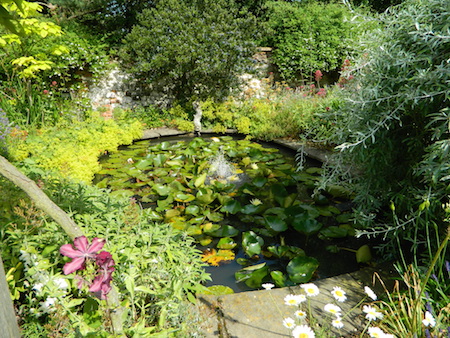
[0,176,209,336]
[0,3,109,127]
[120,0,258,103]
[327,0,450,216]
[262,0,366,82]
[48,0,155,46]
[7,116,143,182]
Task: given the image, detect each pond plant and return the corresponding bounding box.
[96,136,368,290]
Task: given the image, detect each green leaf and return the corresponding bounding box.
[264,215,288,232]
[242,231,264,257]
[153,184,171,196]
[194,172,207,188]
[235,263,269,288]
[174,192,195,202]
[220,200,242,214]
[291,213,323,235]
[319,226,348,239]
[217,237,237,250]
[207,225,239,237]
[185,205,200,215]
[356,245,372,263]
[286,256,319,284]
[270,270,287,288]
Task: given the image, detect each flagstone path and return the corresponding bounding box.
[196,268,388,338]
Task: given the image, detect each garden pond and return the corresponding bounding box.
[95,135,372,293]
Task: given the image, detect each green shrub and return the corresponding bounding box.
[7,116,143,182]
[320,0,450,258]
[120,0,258,104]
[262,0,367,83]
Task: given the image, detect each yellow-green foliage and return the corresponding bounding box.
[8,117,143,183]
[235,116,251,134]
[201,98,233,129]
[174,118,194,132]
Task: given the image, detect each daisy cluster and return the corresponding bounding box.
[274,282,392,337]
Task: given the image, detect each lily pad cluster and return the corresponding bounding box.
[96,136,358,289]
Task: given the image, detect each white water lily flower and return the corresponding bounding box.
[324,303,341,315]
[211,137,220,142]
[292,324,315,338]
[363,305,384,321]
[283,317,296,329]
[262,283,275,290]
[284,294,306,306]
[301,283,320,297]
[422,311,436,327]
[364,286,377,300]
[332,316,344,329]
[250,163,258,169]
[127,158,134,164]
[250,198,263,206]
[331,286,347,302]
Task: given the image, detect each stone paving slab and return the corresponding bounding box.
[196,268,383,338]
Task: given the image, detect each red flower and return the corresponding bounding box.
[60,236,105,275]
[43,89,49,95]
[314,70,323,82]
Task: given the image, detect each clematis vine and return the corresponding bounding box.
[60,236,115,300]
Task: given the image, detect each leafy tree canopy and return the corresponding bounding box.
[119,0,258,105]
[43,0,155,45]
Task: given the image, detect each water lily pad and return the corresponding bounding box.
[174,192,195,202]
[251,177,267,188]
[153,184,171,196]
[185,205,200,215]
[221,200,242,214]
[319,226,348,239]
[217,237,237,250]
[194,172,208,188]
[206,225,239,238]
[264,215,288,232]
[196,189,216,205]
[267,245,305,259]
[286,256,319,284]
[235,263,269,288]
[270,270,287,287]
[241,204,264,215]
[186,225,203,236]
[291,213,323,235]
[242,231,264,257]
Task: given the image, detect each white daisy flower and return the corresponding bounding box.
[364,286,377,300]
[331,286,347,302]
[262,283,275,290]
[294,309,307,320]
[368,326,387,338]
[422,311,436,327]
[284,294,307,306]
[332,316,344,329]
[324,303,342,315]
[283,317,296,329]
[363,305,384,321]
[301,283,320,297]
[292,324,315,338]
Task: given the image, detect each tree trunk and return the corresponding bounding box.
[0,256,21,338]
[0,155,125,336]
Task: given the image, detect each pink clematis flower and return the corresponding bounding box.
[60,236,105,275]
[89,251,115,299]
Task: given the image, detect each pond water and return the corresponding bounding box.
[95,135,368,293]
